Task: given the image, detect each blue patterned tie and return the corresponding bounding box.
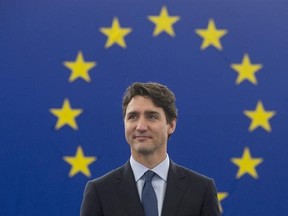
[142,170,158,216]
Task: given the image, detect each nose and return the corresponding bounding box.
[136,117,148,132]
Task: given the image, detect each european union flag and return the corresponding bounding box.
[1,0,288,215]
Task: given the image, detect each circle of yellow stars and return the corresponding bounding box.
[48,5,277,214]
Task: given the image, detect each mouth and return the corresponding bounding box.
[134,135,152,140]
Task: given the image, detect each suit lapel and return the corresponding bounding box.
[115,162,145,216]
[161,161,187,216]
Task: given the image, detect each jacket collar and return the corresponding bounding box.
[161,160,187,216]
[115,160,187,216]
[115,162,145,216]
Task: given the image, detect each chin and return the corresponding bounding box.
[137,148,154,155]
[133,143,155,155]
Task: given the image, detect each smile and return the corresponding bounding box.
[134,135,151,139]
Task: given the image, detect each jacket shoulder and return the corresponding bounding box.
[88,162,129,186]
[171,161,214,184]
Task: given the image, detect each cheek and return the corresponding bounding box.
[124,123,133,136]
[154,125,168,139]
[164,126,173,137]
[124,127,131,143]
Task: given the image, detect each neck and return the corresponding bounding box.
[131,152,167,169]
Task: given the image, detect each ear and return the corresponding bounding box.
[168,119,177,135]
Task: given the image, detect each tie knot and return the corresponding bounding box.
[144,170,155,182]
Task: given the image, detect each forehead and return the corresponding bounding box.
[126,96,164,113]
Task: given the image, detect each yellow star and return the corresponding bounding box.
[195,19,228,50]
[63,51,96,82]
[148,6,180,37]
[231,54,263,85]
[100,17,132,48]
[217,192,229,213]
[244,101,276,132]
[63,146,96,177]
[49,99,83,130]
[231,147,263,179]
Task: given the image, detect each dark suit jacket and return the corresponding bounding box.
[80,160,220,216]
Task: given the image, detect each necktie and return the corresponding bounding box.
[142,170,158,216]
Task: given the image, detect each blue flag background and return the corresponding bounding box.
[1,0,288,215]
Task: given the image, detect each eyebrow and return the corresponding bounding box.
[126,111,137,116]
[144,111,160,116]
[126,110,160,116]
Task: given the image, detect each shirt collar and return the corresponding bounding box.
[130,154,170,182]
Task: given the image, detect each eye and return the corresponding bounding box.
[127,114,137,121]
[148,114,158,120]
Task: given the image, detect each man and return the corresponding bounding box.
[80,82,220,216]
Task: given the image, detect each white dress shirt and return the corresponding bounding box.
[130,155,170,216]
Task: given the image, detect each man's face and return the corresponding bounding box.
[124,96,176,157]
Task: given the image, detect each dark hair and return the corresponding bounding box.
[122,82,178,123]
